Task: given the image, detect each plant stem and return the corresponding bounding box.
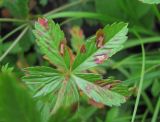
[44,0,91,17]
[60,18,77,26]
[0,18,28,23]
[151,96,160,122]
[0,27,29,62]
[0,24,27,43]
[123,37,160,50]
[131,31,145,122]
[46,11,117,23]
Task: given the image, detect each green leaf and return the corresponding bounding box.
[39,101,50,122]
[23,20,129,115]
[0,73,41,122]
[151,79,160,97]
[22,66,62,97]
[92,77,130,97]
[51,77,79,114]
[33,19,69,69]
[75,73,102,82]
[72,22,128,72]
[19,29,34,52]
[72,75,126,106]
[23,66,79,114]
[3,0,29,19]
[95,0,153,28]
[0,41,22,54]
[139,0,160,4]
[105,108,119,122]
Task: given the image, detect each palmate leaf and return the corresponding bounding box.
[72,22,128,72]
[23,19,129,115]
[73,75,126,106]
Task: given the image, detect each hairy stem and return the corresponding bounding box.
[0,27,29,62]
[0,18,28,23]
[0,24,27,43]
[151,97,160,122]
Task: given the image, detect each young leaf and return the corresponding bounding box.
[72,22,128,72]
[0,73,41,122]
[1,63,14,73]
[72,75,126,106]
[70,26,85,52]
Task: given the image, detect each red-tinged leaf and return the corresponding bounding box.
[70,26,85,52]
[72,22,128,72]
[73,75,126,106]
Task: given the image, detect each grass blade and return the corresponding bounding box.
[131,31,146,122]
[151,97,160,122]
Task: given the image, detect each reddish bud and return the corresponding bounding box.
[38,18,48,28]
[94,54,108,64]
[80,44,86,53]
[96,29,105,48]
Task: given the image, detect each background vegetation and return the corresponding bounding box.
[0,0,160,122]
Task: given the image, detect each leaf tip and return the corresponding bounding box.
[38,17,48,28]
